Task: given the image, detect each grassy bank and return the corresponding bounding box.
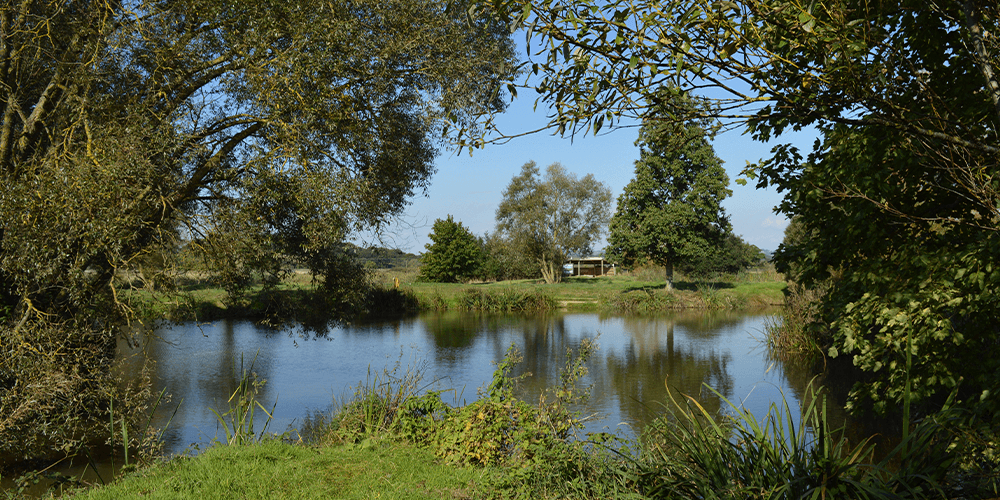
[68,440,484,500]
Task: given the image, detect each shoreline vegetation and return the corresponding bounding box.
[44,342,987,500]
[131,264,787,324]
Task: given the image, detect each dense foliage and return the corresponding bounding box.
[477,231,543,282]
[419,216,483,283]
[0,0,517,461]
[606,102,733,289]
[678,233,765,279]
[495,161,612,283]
[486,0,1000,416]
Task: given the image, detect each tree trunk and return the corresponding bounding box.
[664,261,674,291]
[540,258,558,284]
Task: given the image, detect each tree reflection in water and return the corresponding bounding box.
[130,309,828,456]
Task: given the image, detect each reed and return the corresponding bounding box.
[602,289,679,313]
[209,351,276,446]
[328,359,431,443]
[636,380,953,499]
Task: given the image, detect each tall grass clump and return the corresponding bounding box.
[363,285,420,316]
[637,381,955,499]
[603,289,679,313]
[764,283,828,359]
[696,283,725,309]
[209,351,277,446]
[326,358,429,444]
[457,288,555,312]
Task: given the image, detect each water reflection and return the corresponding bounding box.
[122,308,841,458]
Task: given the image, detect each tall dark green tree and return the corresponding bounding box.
[0,0,517,461]
[606,105,732,290]
[420,216,483,283]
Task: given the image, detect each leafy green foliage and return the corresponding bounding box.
[495,162,613,283]
[606,100,732,290]
[766,123,1000,415]
[411,342,594,467]
[678,233,765,279]
[1,0,518,461]
[419,216,483,283]
[477,231,541,282]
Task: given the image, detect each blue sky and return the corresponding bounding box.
[363,88,817,255]
[359,38,819,255]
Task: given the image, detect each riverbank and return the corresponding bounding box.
[132,267,786,322]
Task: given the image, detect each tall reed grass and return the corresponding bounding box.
[764,283,827,359]
[456,288,555,312]
[209,351,277,446]
[602,290,678,313]
[637,382,952,499]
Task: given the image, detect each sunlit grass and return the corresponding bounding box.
[69,440,483,500]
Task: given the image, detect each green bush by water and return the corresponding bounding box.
[637,383,955,499]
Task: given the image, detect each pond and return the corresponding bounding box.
[126,308,847,457]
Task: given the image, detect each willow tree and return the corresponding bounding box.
[0,0,517,460]
[495,161,612,283]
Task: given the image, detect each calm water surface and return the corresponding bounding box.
[127,308,845,457]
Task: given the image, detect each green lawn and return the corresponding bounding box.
[69,441,484,500]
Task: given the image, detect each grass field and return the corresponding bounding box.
[374,265,786,312]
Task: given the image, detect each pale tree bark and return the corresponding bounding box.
[539,255,561,284]
[963,1,1000,123]
[664,261,674,291]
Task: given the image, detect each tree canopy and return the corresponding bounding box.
[495,161,612,283]
[606,103,732,289]
[420,216,483,283]
[0,0,517,460]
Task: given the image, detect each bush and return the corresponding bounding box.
[477,232,541,282]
